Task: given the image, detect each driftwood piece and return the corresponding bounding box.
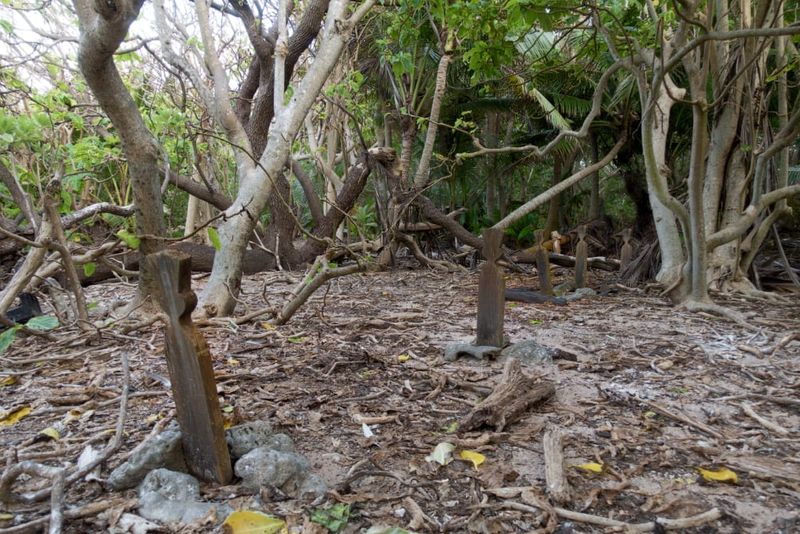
[460,358,555,432]
[148,250,232,484]
[476,228,505,347]
[543,426,571,504]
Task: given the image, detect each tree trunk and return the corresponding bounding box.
[73,0,166,300]
[199,0,375,316]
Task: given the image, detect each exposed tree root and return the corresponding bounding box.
[680,299,756,331]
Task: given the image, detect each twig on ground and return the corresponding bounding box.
[741,402,791,435]
[1,352,130,504]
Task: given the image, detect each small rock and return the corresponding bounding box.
[500,340,560,365]
[109,513,163,534]
[137,469,230,525]
[226,421,277,459]
[262,433,295,454]
[298,473,328,499]
[234,447,311,495]
[443,343,501,362]
[565,287,596,302]
[108,425,186,490]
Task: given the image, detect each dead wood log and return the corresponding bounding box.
[543,426,571,504]
[460,358,555,432]
[512,251,620,271]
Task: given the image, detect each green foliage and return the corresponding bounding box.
[207,227,221,251]
[348,201,379,239]
[310,503,351,533]
[26,315,59,331]
[115,229,140,250]
[83,262,97,277]
[0,327,18,355]
[0,315,58,355]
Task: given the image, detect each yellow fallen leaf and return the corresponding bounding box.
[458,450,486,469]
[0,512,13,521]
[260,322,275,330]
[40,427,60,440]
[222,510,287,534]
[0,406,31,427]
[0,376,17,387]
[228,358,241,366]
[573,462,604,473]
[698,467,738,484]
[397,354,410,363]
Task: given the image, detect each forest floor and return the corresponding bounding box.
[1,265,799,533]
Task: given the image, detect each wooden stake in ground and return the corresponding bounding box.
[574,225,588,288]
[534,229,553,295]
[460,358,555,431]
[620,228,633,271]
[148,250,232,484]
[476,227,505,348]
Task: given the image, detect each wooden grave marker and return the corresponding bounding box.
[574,225,588,288]
[476,227,505,348]
[148,250,232,484]
[620,228,633,271]
[534,229,553,295]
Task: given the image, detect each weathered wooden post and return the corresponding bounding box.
[476,227,505,348]
[574,225,588,288]
[550,231,562,255]
[148,250,232,484]
[534,229,553,296]
[620,228,633,271]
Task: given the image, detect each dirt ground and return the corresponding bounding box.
[1,265,799,533]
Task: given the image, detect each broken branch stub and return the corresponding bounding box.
[148,250,232,484]
[476,228,505,348]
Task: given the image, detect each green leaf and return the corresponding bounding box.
[207,227,221,251]
[83,262,96,277]
[26,315,59,331]
[0,327,20,354]
[311,503,351,533]
[0,19,13,34]
[116,229,140,250]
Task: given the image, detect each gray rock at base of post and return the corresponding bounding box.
[443,343,502,362]
[298,473,328,499]
[234,447,321,496]
[108,425,186,491]
[500,340,577,365]
[226,420,295,459]
[564,287,596,302]
[137,468,231,525]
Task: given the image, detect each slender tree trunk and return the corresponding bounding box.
[200,0,375,315]
[73,0,165,300]
[588,132,601,219]
[638,74,686,286]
